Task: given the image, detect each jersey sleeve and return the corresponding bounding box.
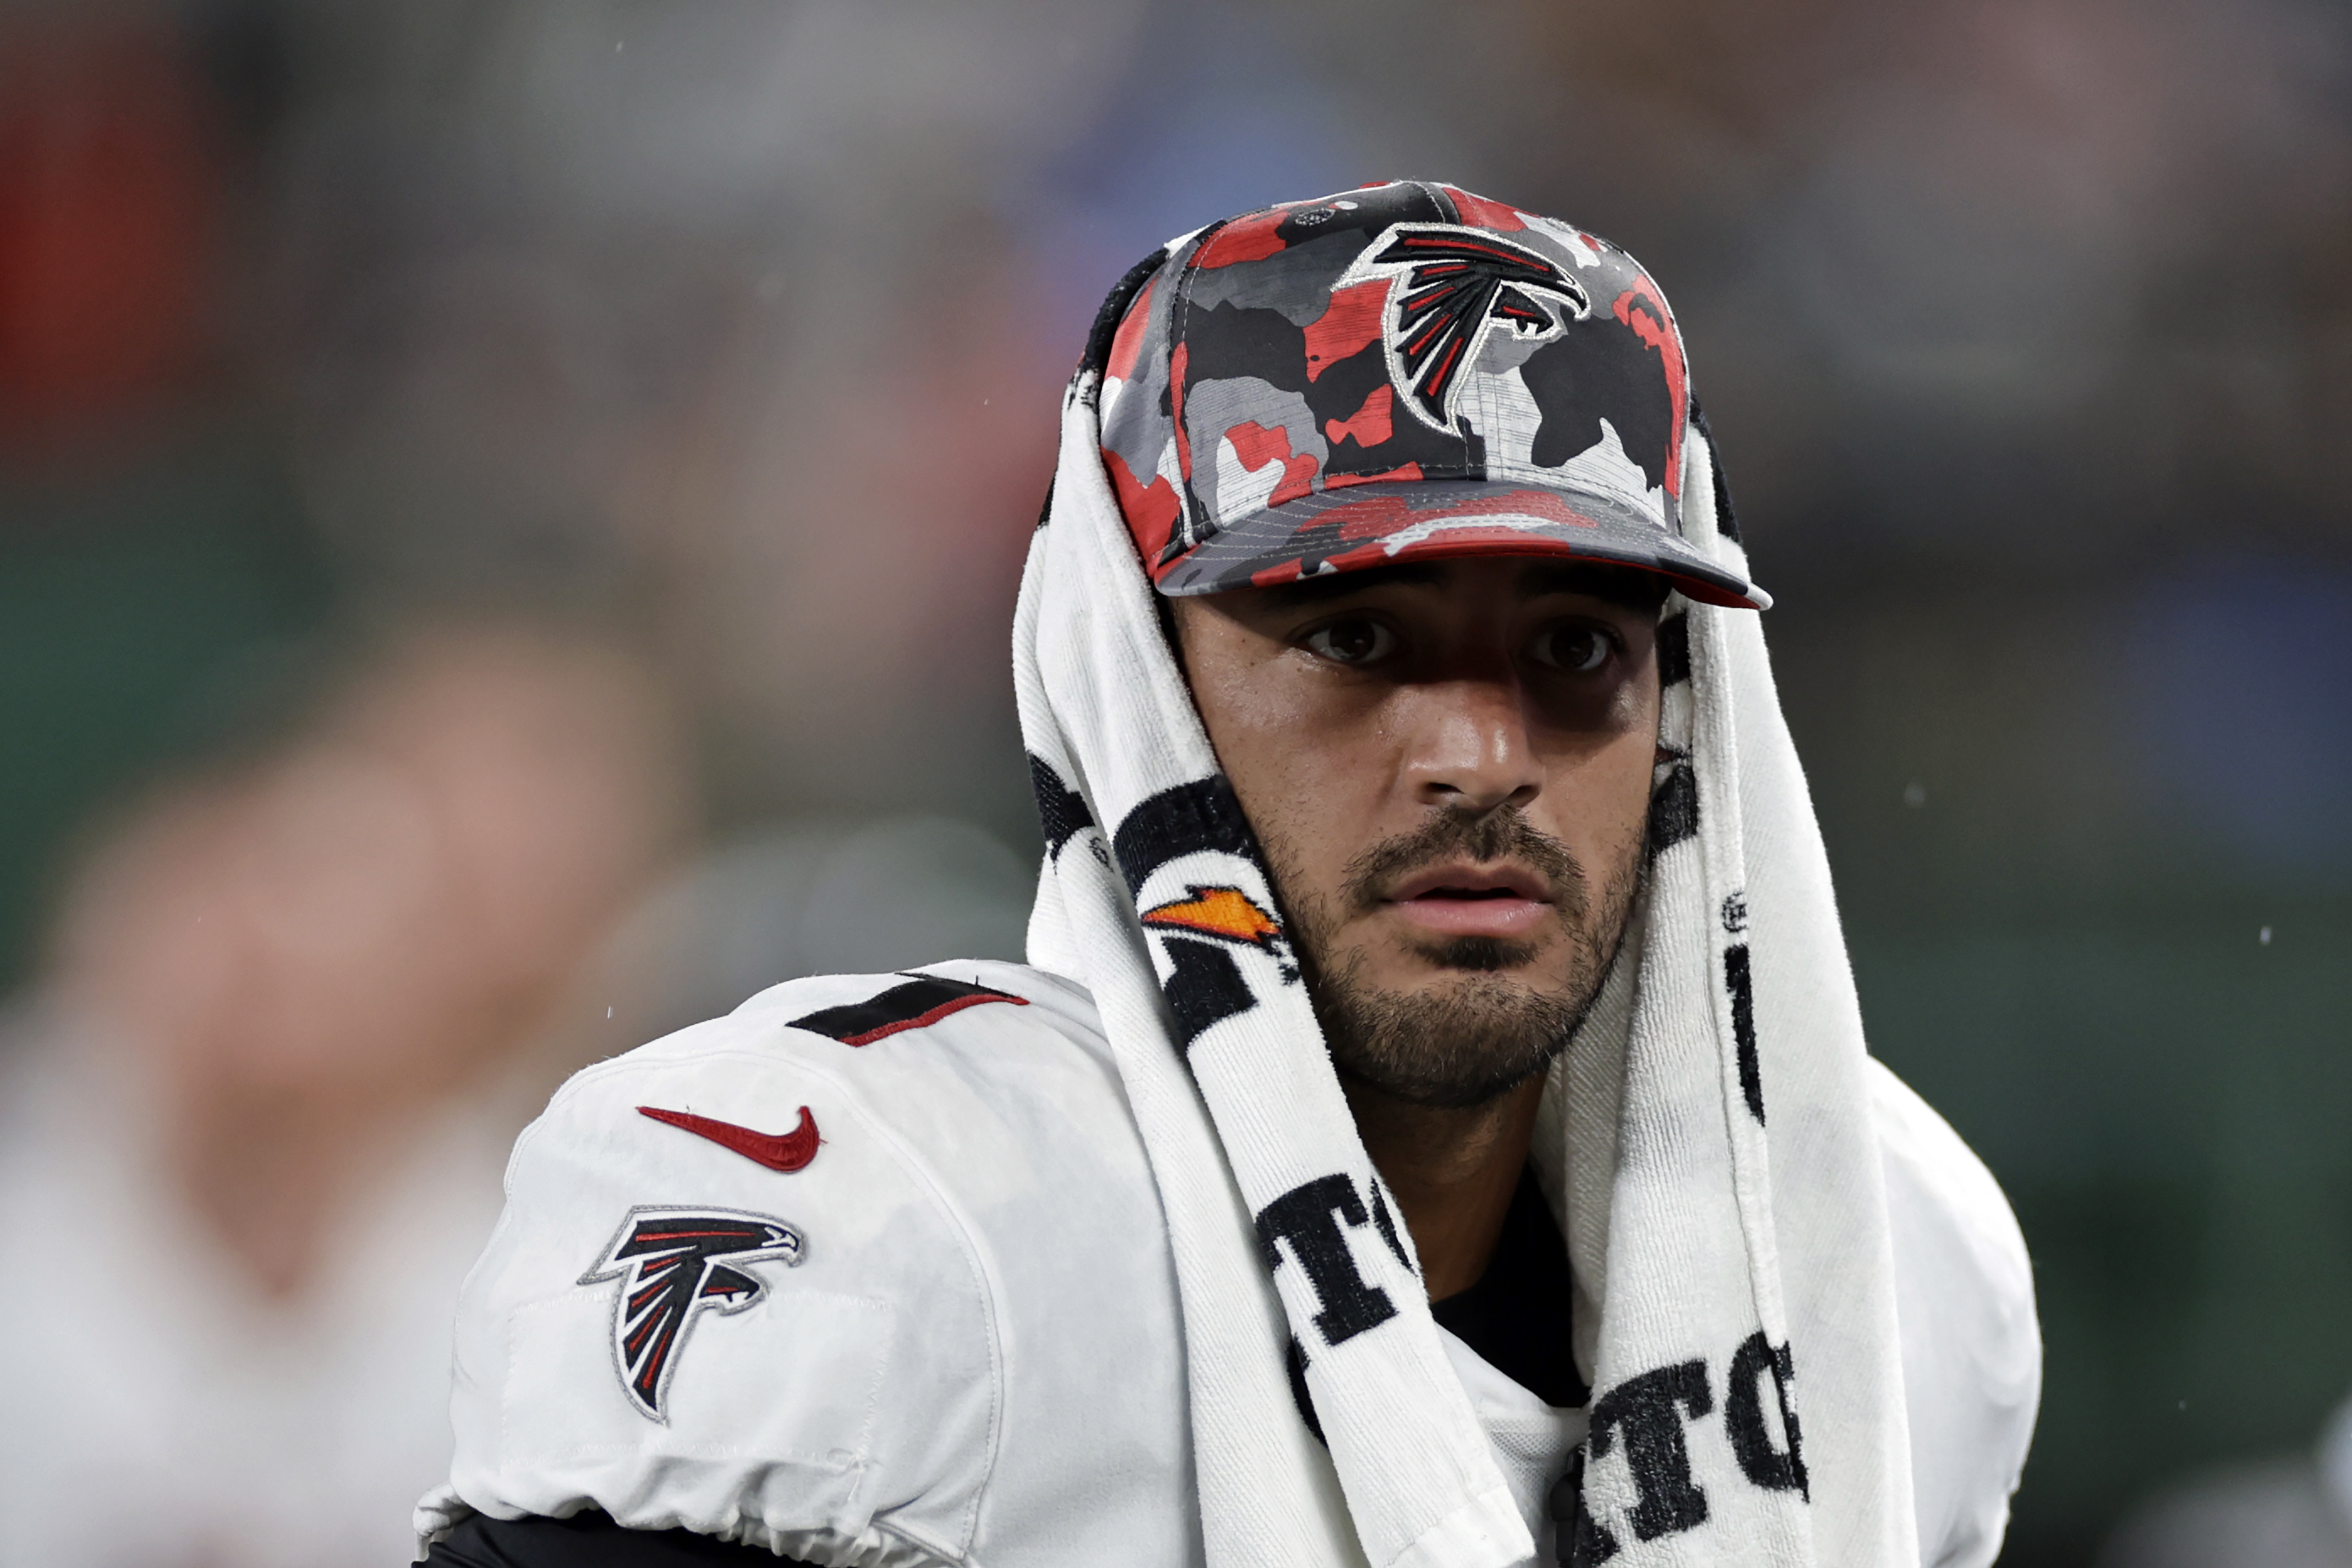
[419,994,1006,1568]
[1868,1059,2043,1568]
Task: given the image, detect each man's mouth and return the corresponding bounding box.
[1383,862,1556,940]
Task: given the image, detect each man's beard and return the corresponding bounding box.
[1264,807,1641,1110]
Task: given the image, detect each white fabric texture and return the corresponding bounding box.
[1873,1064,2040,1568]
[415,963,1200,1568]
[411,963,2031,1568]
[1015,359,1920,1566]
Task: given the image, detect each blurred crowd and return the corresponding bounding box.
[0,625,1028,1564]
[0,0,2346,1564]
[0,627,678,1563]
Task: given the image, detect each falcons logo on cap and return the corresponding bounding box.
[580,1206,806,1421]
[1336,223,1591,435]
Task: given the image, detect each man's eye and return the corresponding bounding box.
[1301,618,1396,665]
[1531,624,1612,673]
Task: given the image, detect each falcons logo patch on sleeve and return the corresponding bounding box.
[1335,223,1592,435]
[579,1206,807,1421]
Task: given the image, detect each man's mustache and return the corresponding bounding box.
[1339,807,1589,916]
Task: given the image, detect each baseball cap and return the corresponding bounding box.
[1090,180,1766,610]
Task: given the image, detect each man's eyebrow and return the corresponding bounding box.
[1257,561,1449,606]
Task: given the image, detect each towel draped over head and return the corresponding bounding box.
[1014,230,1919,1567]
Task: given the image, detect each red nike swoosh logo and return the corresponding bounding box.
[637,1104,821,1173]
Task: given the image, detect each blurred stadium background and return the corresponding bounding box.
[0,1,2347,1563]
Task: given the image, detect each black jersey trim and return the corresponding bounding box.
[787,974,1026,1047]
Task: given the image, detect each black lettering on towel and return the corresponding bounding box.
[1588,1359,1713,1544]
[1077,244,1171,386]
[1159,935,1256,1049]
[1285,1334,1326,1447]
[1556,1448,1618,1565]
[1724,944,1764,1124]
[1112,776,1257,898]
[1690,398,1743,545]
[1727,1332,1809,1498]
[1647,756,1698,855]
[1027,753,1094,859]
[1657,615,1690,689]
[1368,1179,1415,1274]
[1255,1174,1397,1347]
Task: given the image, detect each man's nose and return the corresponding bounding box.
[1401,677,1543,813]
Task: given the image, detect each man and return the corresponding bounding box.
[417,181,2039,1568]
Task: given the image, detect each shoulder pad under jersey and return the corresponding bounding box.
[1869,1059,2042,1568]
[421,961,1198,1568]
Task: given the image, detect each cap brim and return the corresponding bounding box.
[1154,479,1768,610]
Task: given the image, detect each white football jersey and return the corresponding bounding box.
[420,960,2037,1568]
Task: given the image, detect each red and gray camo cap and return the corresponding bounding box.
[1090,179,1767,610]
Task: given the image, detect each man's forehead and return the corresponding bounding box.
[1248,558,1671,613]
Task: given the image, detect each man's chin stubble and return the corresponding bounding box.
[1308,856,1645,1108]
[1255,805,1644,1110]
[1308,938,1600,1110]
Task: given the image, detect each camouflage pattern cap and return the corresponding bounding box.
[1094,180,1767,610]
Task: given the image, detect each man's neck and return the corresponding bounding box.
[1341,1074,1545,1301]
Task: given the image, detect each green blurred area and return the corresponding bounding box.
[0,443,333,988]
[1775,580,2352,1564]
[1862,912,2352,1561]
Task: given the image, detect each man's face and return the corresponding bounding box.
[1171,558,1663,1109]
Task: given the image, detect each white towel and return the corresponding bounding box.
[1015,323,1917,1568]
